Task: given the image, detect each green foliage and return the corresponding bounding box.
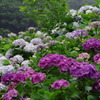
[20,0,68,33]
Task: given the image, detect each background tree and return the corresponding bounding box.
[0,0,36,36]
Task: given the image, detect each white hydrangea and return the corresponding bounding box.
[5,49,14,59]
[36,31,43,35]
[0,83,6,91]
[65,32,75,39]
[8,33,16,37]
[73,22,80,27]
[68,9,77,16]
[86,10,92,14]
[18,31,25,35]
[0,36,3,39]
[13,39,26,47]
[21,60,30,66]
[30,38,42,45]
[24,43,37,52]
[78,5,100,14]
[10,55,24,64]
[0,56,7,64]
[2,65,15,75]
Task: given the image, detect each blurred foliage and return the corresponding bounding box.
[20,0,68,33]
[0,0,36,36]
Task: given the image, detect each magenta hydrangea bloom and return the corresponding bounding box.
[82,38,100,51]
[38,57,53,69]
[13,73,26,83]
[70,62,100,79]
[94,54,100,64]
[51,79,70,89]
[17,66,32,72]
[3,89,18,100]
[1,73,15,85]
[30,72,46,84]
[24,70,35,79]
[92,79,100,91]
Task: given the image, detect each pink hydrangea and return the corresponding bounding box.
[51,79,70,89]
[30,72,46,84]
[3,89,18,100]
[76,53,90,61]
[94,54,100,64]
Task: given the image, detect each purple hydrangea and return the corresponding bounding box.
[17,66,32,72]
[51,79,70,89]
[38,57,53,69]
[58,58,78,72]
[38,54,79,72]
[65,29,88,39]
[13,73,26,83]
[94,54,100,64]
[24,70,35,79]
[70,62,100,79]
[92,79,100,91]
[82,38,100,51]
[30,72,46,84]
[3,89,18,100]
[1,73,15,85]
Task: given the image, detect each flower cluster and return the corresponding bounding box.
[31,72,46,84]
[51,79,70,89]
[2,65,15,75]
[70,62,100,79]
[13,39,26,47]
[24,43,37,52]
[38,54,78,72]
[0,83,6,91]
[78,5,100,14]
[3,89,18,100]
[65,29,88,39]
[89,21,100,29]
[76,53,90,61]
[0,36,3,39]
[28,27,35,31]
[10,55,24,64]
[8,33,16,37]
[82,38,100,51]
[94,54,100,64]
[92,79,100,91]
[30,38,42,45]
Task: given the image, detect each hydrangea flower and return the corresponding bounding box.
[17,66,32,72]
[10,55,24,64]
[82,38,100,51]
[89,21,100,29]
[3,89,18,100]
[13,72,26,83]
[24,43,37,52]
[21,60,31,66]
[76,53,90,61]
[30,72,46,84]
[13,39,26,47]
[92,79,100,91]
[30,38,42,45]
[38,57,53,69]
[70,62,100,79]
[5,49,14,59]
[65,29,88,39]
[0,83,6,91]
[0,36,3,39]
[28,27,35,31]
[2,65,15,75]
[51,79,70,89]
[1,73,15,85]
[8,33,16,37]
[94,54,100,64]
